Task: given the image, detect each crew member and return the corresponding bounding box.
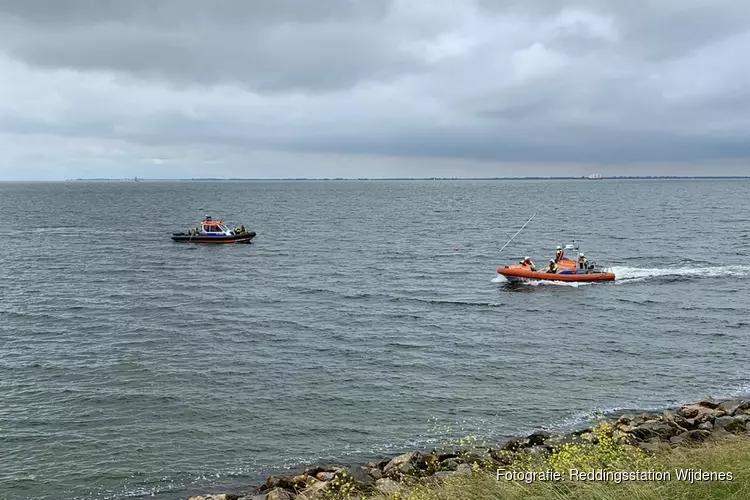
[578,253,589,271]
[555,246,564,262]
[519,256,536,271]
[547,259,558,273]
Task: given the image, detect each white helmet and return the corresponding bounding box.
[579,253,585,257]
[525,256,530,260]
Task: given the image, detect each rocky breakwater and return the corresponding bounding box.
[188,397,750,500]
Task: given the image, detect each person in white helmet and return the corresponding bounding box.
[577,253,589,271]
[547,259,559,273]
[519,256,537,271]
[555,245,564,262]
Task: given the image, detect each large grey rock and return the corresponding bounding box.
[383,452,417,478]
[302,466,326,478]
[697,421,714,431]
[717,400,745,415]
[714,416,748,434]
[676,404,725,423]
[669,429,712,445]
[337,466,375,487]
[366,457,391,470]
[617,414,635,425]
[698,398,721,409]
[631,414,655,426]
[265,488,294,500]
[264,476,295,492]
[374,478,402,495]
[630,421,680,441]
[366,467,382,480]
[678,406,700,419]
[663,412,690,432]
[527,430,552,446]
[314,472,334,482]
[440,458,459,471]
[459,447,494,466]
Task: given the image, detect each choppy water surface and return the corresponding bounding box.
[1,179,749,500]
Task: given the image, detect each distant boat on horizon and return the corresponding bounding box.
[587,173,602,180]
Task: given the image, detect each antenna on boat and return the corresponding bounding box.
[499,212,537,254]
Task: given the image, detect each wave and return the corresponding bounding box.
[388,296,499,307]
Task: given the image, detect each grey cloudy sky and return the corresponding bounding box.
[1,0,749,179]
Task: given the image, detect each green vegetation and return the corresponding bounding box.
[362,424,749,500]
[189,400,749,500]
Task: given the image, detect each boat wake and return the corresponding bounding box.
[612,264,750,283]
[491,275,593,287]
[492,264,750,286]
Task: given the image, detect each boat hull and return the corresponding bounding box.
[171,231,256,244]
[497,264,615,283]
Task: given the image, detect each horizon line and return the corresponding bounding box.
[5,175,749,182]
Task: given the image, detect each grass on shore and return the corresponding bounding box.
[331,422,749,500]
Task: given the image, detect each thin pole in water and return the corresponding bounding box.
[499,212,537,254]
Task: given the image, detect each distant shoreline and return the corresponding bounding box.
[45,175,750,182]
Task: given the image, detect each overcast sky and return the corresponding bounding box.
[1,0,749,180]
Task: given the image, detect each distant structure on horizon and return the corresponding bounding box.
[587,172,602,180]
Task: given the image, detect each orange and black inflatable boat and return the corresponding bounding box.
[497,258,615,283]
[171,215,256,244]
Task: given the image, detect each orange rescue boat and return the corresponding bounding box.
[497,243,615,283]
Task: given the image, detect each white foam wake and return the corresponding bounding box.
[491,275,592,287]
[611,264,750,282]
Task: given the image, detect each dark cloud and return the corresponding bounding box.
[0,0,411,92]
[1,0,749,178]
[0,0,391,27]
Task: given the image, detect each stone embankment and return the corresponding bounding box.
[188,397,750,500]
